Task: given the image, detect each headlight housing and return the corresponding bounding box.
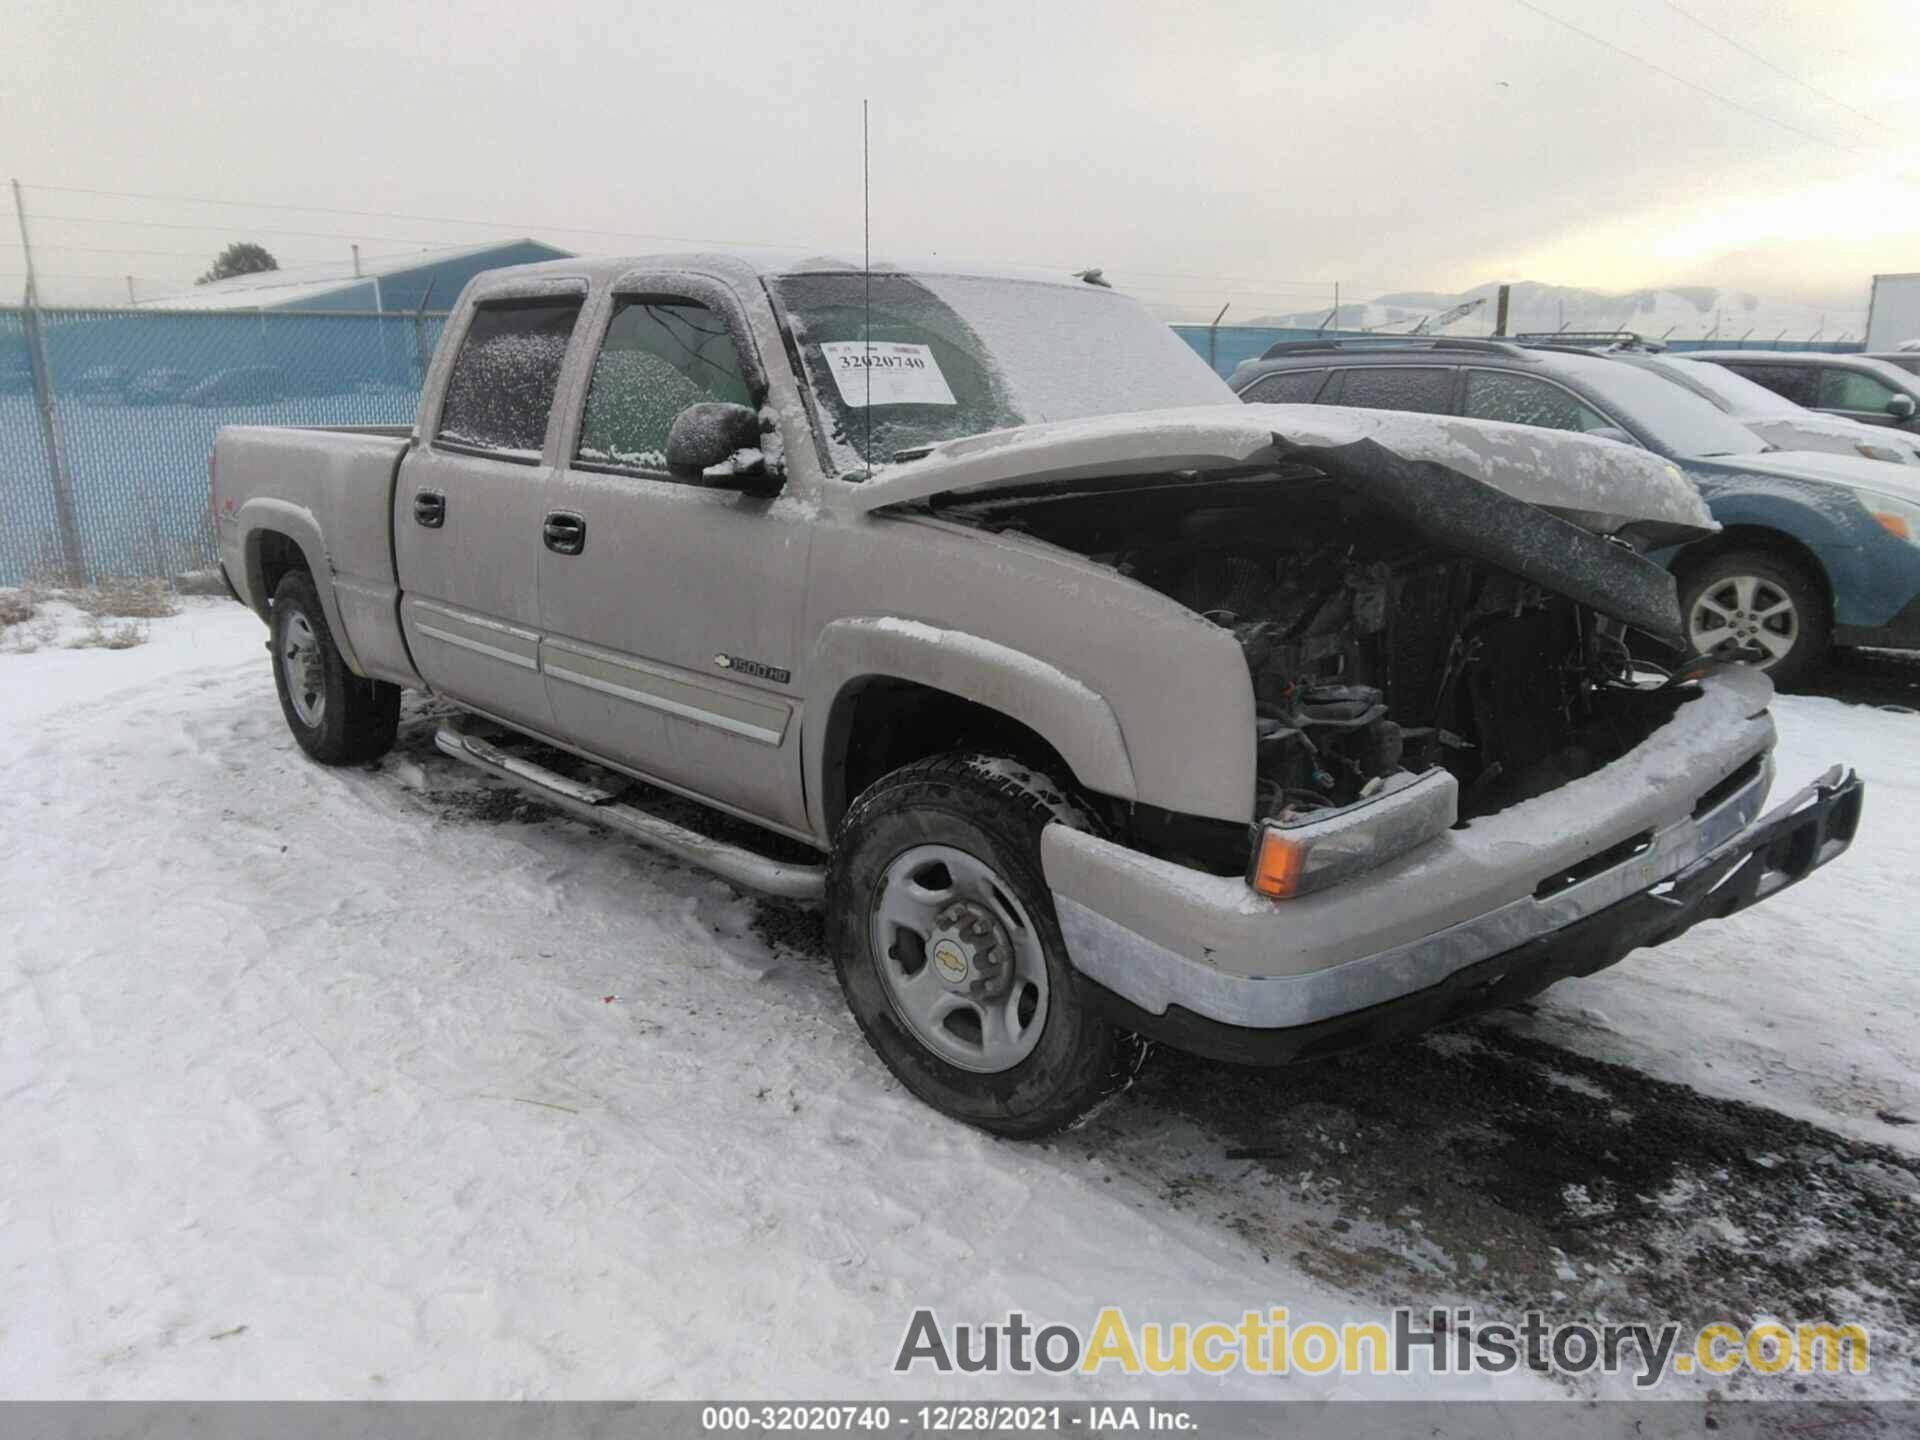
[1862,491,1920,544]
[1249,769,1458,899]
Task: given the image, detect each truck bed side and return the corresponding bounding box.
[213,423,420,687]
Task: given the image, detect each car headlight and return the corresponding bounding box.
[1249,769,1458,899]
[1863,492,1920,544]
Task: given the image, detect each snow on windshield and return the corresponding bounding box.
[770,272,1229,474]
[1655,356,1802,417]
[1554,352,1769,459]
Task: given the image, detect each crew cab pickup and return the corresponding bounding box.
[212,254,1863,1135]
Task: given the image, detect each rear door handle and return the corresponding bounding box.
[543,511,586,556]
[413,490,445,528]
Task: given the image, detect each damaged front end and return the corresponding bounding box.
[932,428,1721,882]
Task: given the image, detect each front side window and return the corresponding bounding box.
[576,298,753,473]
[1818,368,1898,412]
[1463,370,1614,434]
[436,297,583,457]
[1335,366,1455,414]
[1239,369,1329,404]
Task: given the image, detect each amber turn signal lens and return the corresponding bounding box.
[1873,511,1911,541]
[1252,829,1307,899]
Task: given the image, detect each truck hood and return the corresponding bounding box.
[852,403,1716,539]
[1727,447,1920,501]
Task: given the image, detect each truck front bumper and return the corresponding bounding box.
[1040,667,1863,1063]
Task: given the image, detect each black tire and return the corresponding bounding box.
[1676,548,1829,691]
[827,753,1141,1138]
[269,568,399,765]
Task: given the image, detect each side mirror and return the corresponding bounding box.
[1887,394,1916,421]
[666,402,780,493]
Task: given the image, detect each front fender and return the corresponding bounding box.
[807,617,1138,830]
[1688,478,1920,631]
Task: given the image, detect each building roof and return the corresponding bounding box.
[136,238,566,311]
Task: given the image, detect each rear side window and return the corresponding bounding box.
[1239,369,1329,404]
[1818,368,1899,412]
[1463,370,1615,434]
[576,298,752,474]
[1724,364,1816,407]
[436,297,584,458]
[1333,366,1454,414]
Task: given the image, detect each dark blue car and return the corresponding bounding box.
[1230,337,1920,686]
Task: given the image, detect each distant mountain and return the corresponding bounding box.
[1244,281,1865,342]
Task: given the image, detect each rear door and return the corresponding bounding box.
[536,279,814,836]
[1320,364,1459,414]
[1719,362,1818,409]
[395,287,587,733]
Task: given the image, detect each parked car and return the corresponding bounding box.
[1230,337,1920,685]
[185,366,285,406]
[208,255,1860,1136]
[1689,350,1920,436]
[1523,338,1920,464]
[1863,351,1920,378]
[125,367,194,405]
[71,364,134,398]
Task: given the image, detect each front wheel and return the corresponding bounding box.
[269,568,399,765]
[1677,549,1829,691]
[827,754,1140,1138]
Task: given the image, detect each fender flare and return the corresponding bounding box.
[806,617,1137,831]
[236,497,368,677]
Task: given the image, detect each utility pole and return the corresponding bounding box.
[11,180,85,583]
[1493,283,1511,337]
[125,275,136,304]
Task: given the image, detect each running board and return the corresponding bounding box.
[433,724,826,901]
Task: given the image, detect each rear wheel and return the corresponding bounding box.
[827,754,1140,1137]
[1677,549,1828,690]
[269,568,399,765]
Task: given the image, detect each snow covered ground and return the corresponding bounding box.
[1,599,1915,1406]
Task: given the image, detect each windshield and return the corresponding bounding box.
[1554,352,1770,458]
[1647,356,1803,416]
[769,271,1230,474]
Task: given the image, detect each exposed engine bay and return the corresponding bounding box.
[934,468,1695,840]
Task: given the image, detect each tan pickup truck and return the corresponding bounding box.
[211,254,1862,1135]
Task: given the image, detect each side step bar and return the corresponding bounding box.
[433,724,827,902]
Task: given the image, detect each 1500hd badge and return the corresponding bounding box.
[714,653,792,685]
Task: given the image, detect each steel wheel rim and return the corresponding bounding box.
[869,842,1049,1074]
[280,608,326,727]
[1687,573,1798,670]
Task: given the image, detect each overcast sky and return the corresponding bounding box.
[6,0,1917,318]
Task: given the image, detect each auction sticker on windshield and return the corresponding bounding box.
[819,341,957,407]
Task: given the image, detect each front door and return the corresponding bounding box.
[1817,367,1915,431]
[538,287,814,836]
[396,291,586,734]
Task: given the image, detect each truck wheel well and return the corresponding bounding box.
[823,678,1082,834]
[251,530,309,610]
[1675,524,1832,610]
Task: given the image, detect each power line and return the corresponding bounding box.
[19,180,1403,295]
[1508,0,1870,157]
[1659,0,1906,139]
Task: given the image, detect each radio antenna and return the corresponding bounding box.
[863,98,873,477]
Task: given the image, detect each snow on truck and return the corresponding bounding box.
[210,255,1864,1135]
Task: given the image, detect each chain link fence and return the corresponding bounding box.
[1,306,448,585]
[0,305,1873,587]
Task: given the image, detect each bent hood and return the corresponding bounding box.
[851,402,1716,539]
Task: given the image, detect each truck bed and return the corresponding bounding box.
[213,423,417,686]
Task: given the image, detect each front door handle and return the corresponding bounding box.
[413,490,445,528]
[543,511,586,556]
